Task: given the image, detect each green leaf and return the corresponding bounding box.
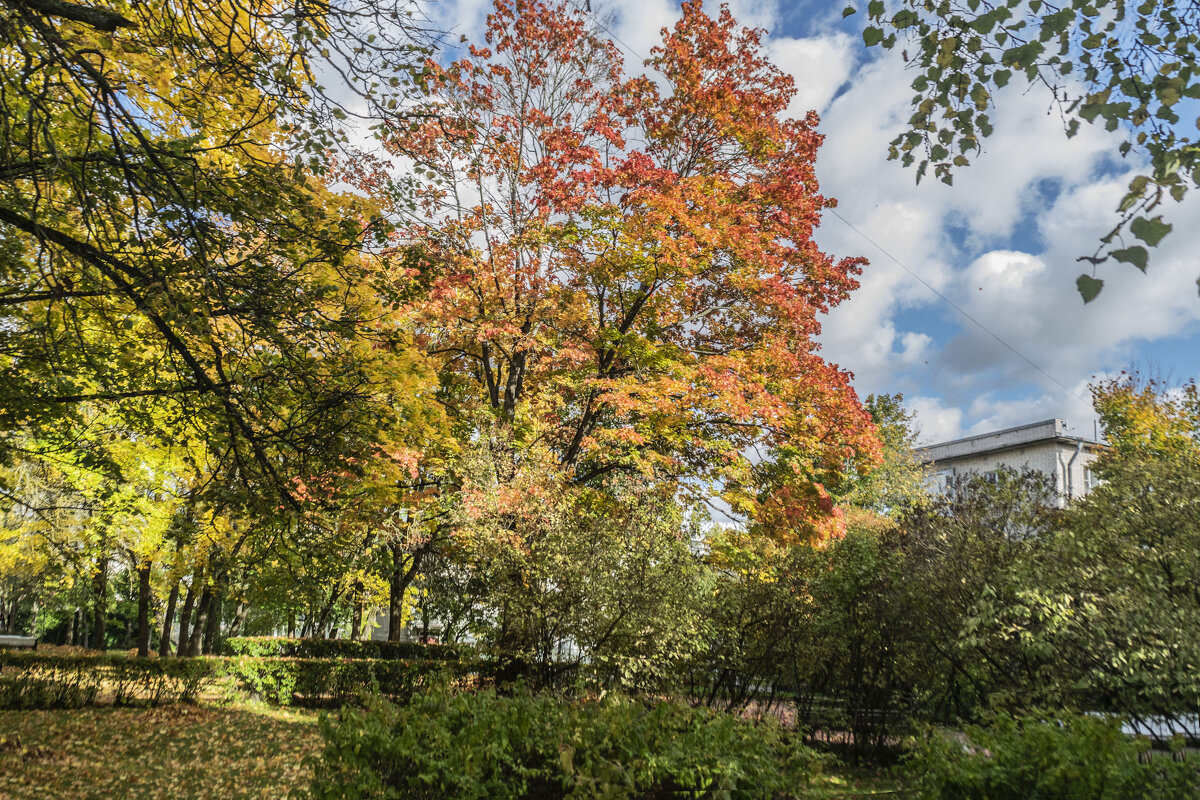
[867,0,884,16]
[1129,216,1172,247]
[1076,274,1104,303]
[843,5,857,17]
[863,27,885,46]
[1111,246,1148,272]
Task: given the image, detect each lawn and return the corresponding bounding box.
[0,704,321,800]
[0,702,904,799]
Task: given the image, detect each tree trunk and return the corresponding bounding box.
[136,561,152,657]
[202,585,222,654]
[177,581,195,655]
[388,544,425,642]
[229,599,249,639]
[314,585,343,642]
[350,580,364,641]
[287,611,295,638]
[159,581,180,657]
[91,556,108,651]
[187,586,210,657]
[67,607,78,646]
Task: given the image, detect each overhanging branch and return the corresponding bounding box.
[5,0,134,32]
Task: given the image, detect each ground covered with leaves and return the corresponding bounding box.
[0,704,321,799]
[0,702,901,799]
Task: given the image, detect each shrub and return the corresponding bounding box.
[0,652,218,709]
[225,657,466,707]
[223,637,465,662]
[306,689,827,800]
[905,712,1200,800]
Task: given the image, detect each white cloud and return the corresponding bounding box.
[808,37,1200,439]
[767,33,858,118]
[905,396,964,445]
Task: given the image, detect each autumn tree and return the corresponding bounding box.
[387,0,879,543]
[0,0,435,508]
[0,0,456,648]
[854,0,1200,300]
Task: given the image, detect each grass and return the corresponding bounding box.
[811,765,907,798]
[0,704,322,800]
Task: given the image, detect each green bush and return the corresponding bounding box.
[224,637,465,662]
[0,652,218,709]
[905,713,1200,800]
[226,656,465,707]
[306,689,827,800]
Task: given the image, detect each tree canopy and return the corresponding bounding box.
[381,0,879,541]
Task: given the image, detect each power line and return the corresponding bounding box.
[829,209,1088,405]
[575,0,1088,407]
[566,0,645,62]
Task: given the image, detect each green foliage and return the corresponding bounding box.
[306,690,827,800]
[224,637,465,662]
[856,0,1200,297]
[839,393,930,516]
[949,380,1200,736]
[0,652,217,709]
[452,445,709,691]
[226,656,462,708]
[692,469,1067,760]
[693,524,923,760]
[905,713,1200,799]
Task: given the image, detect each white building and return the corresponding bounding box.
[917,418,1105,505]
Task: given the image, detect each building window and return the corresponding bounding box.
[1085,467,1099,492]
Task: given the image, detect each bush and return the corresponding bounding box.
[306,689,827,800]
[223,636,465,662]
[226,657,467,707]
[905,713,1200,800]
[0,652,218,709]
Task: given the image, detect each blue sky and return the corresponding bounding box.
[429,0,1200,444]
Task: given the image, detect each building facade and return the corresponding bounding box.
[917,419,1105,505]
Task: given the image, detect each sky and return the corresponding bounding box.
[425,0,1200,445]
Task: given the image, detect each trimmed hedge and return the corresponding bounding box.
[0,652,218,709]
[224,636,465,662]
[905,713,1200,800]
[0,651,480,709]
[307,689,828,800]
[226,657,467,707]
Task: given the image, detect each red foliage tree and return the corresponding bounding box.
[387,0,878,541]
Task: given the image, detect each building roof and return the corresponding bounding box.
[916,418,1105,464]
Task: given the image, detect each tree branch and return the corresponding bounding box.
[6,0,134,32]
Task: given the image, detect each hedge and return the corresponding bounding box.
[0,651,480,709]
[225,656,470,707]
[224,636,465,662]
[0,652,218,709]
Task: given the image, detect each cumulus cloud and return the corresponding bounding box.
[809,38,1200,440]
